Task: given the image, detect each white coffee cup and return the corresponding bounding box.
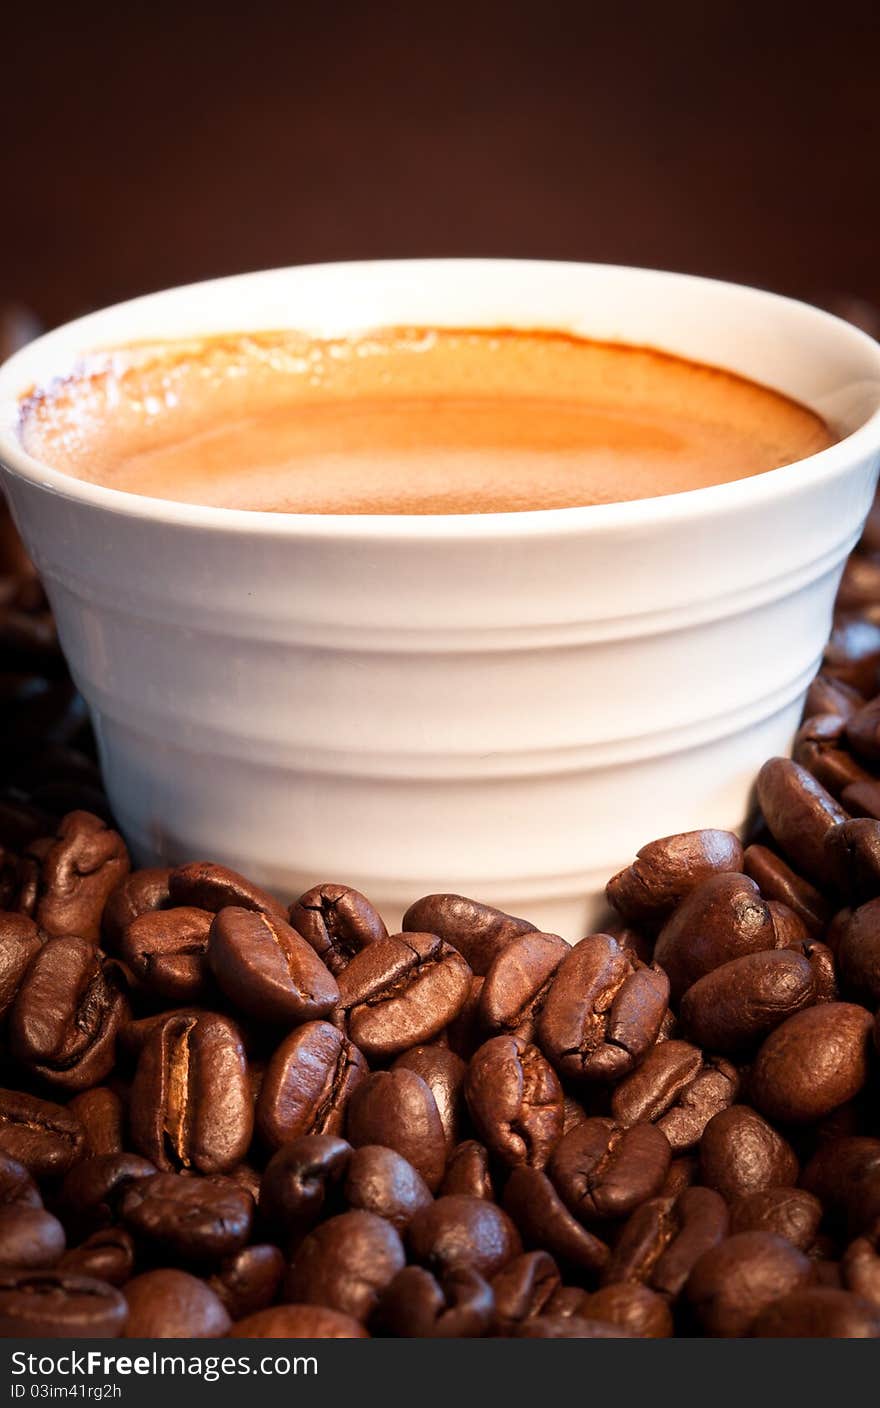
[2,260,880,940]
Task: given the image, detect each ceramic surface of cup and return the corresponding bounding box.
[1,261,879,938]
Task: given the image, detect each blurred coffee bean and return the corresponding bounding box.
[229,1304,368,1337]
[0,1271,127,1338]
[752,1286,880,1338]
[742,843,830,935]
[58,1228,135,1287]
[490,1251,560,1333]
[67,1087,124,1158]
[0,1205,65,1268]
[407,1195,521,1278]
[578,1282,673,1338]
[259,1135,351,1243]
[728,1188,823,1250]
[342,1144,432,1231]
[346,1069,447,1192]
[285,1209,405,1321]
[123,1268,232,1338]
[502,1167,609,1274]
[687,1232,812,1337]
[700,1106,798,1200]
[0,912,42,1018]
[206,1244,284,1321]
[120,1173,253,1263]
[0,1088,84,1176]
[749,1003,873,1124]
[374,1265,494,1337]
[440,1140,494,1200]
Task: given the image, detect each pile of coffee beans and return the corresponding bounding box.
[5,507,880,1339]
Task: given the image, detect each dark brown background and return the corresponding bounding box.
[2,0,879,331]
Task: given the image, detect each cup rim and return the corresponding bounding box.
[2,257,880,542]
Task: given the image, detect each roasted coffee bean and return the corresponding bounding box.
[781,937,838,1003]
[767,900,810,949]
[846,695,880,763]
[257,1020,367,1151]
[392,1045,467,1152]
[478,931,569,1041]
[0,1152,42,1208]
[167,861,286,921]
[289,884,387,975]
[346,1069,447,1192]
[700,1106,798,1200]
[102,868,172,952]
[502,1167,609,1274]
[513,1314,631,1337]
[123,1268,232,1338]
[0,1205,65,1268]
[285,1209,405,1321]
[208,906,339,1023]
[610,1041,738,1152]
[562,1093,590,1135]
[537,934,668,1081]
[9,936,128,1089]
[490,1251,560,1333]
[120,907,214,1003]
[120,1173,253,1262]
[606,830,744,926]
[61,1153,157,1237]
[374,1265,494,1337]
[440,1141,494,1200]
[343,1145,433,1231]
[444,974,485,1059]
[794,714,871,796]
[548,1118,671,1223]
[578,1283,673,1338]
[206,1244,285,1321]
[0,1270,127,1337]
[827,820,880,906]
[604,1187,728,1300]
[465,1036,563,1169]
[661,1156,698,1200]
[228,1304,368,1337]
[0,1088,84,1176]
[407,1195,521,1279]
[130,1011,252,1173]
[58,1228,135,1287]
[66,1087,124,1158]
[402,894,535,975]
[841,778,880,821]
[653,873,776,1001]
[687,1231,812,1337]
[756,758,847,889]
[260,1135,351,1243]
[336,932,471,1058]
[835,900,880,1002]
[752,1286,880,1338]
[545,1285,591,1318]
[679,949,815,1055]
[842,1237,880,1307]
[606,922,654,967]
[35,811,129,942]
[743,844,829,936]
[801,1137,880,1237]
[750,1003,873,1124]
[0,912,42,1017]
[729,1188,823,1250]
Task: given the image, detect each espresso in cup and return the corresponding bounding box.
[19,327,834,514]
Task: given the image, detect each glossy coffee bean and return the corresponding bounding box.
[606,830,744,926]
[407,1195,521,1278]
[728,1188,823,1250]
[794,713,872,796]
[0,1088,84,1176]
[0,1205,65,1268]
[208,905,339,1023]
[0,1152,42,1209]
[750,1002,873,1124]
[443,975,486,1059]
[0,912,42,1017]
[67,1087,124,1157]
[228,1304,368,1337]
[502,1167,609,1274]
[336,932,471,1058]
[402,893,535,975]
[121,1173,253,1263]
[440,1141,494,1200]
[537,934,668,1081]
[826,819,880,907]
[102,867,172,952]
[687,1231,812,1337]
[653,873,775,1001]
[257,1020,367,1151]
[346,1069,447,1192]
[805,673,864,720]
[549,1118,671,1223]
[513,1314,631,1337]
[753,1286,880,1337]
[742,843,829,936]
[285,1209,405,1321]
[120,907,213,1002]
[578,1283,673,1338]
[610,1040,738,1152]
[392,1045,467,1153]
[465,1036,563,1169]
[123,1268,231,1338]
[0,1270,127,1337]
[602,1187,729,1299]
[846,694,880,762]
[206,1244,285,1321]
[374,1265,495,1337]
[289,884,387,975]
[167,861,286,921]
[130,1011,252,1173]
[841,779,880,822]
[700,1106,798,1200]
[490,1251,560,1333]
[679,948,815,1055]
[9,937,128,1090]
[801,1137,880,1237]
[756,758,847,889]
[260,1135,351,1242]
[61,1153,157,1237]
[783,937,838,1003]
[478,931,569,1041]
[57,1228,135,1287]
[35,811,130,942]
[836,899,880,1003]
[343,1145,433,1231]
